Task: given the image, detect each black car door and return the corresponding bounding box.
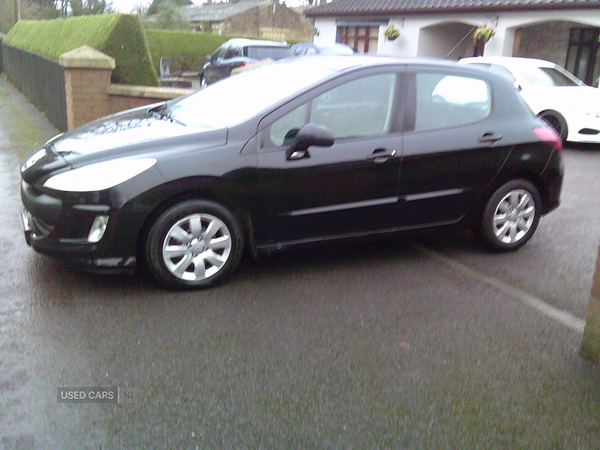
[255,71,403,245]
[398,69,514,227]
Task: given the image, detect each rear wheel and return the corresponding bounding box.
[145,200,243,289]
[475,180,541,252]
[539,111,568,142]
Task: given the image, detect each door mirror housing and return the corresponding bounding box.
[286,123,334,160]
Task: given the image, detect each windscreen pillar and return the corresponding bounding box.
[581,245,600,361]
[59,46,115,130]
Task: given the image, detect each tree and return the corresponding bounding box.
[146,0,191,16]
[70,0,114,16]
[145,0,191,30]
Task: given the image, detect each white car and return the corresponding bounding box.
[459,57,600,143]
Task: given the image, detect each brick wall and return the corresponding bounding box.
[223,3,311,41]
[515,22,572,66]
[64,67,113,129]
[59,46,192,131]
[107,85,193,114]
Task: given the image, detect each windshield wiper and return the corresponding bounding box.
[148,104,186,126]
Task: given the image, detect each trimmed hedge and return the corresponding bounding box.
[4,14,159,86]
[144,29,234,74]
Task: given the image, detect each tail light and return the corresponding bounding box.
[240,61,249,67]
[533,126,562,152]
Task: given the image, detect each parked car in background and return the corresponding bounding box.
[201,38,293,87]
[291,42,355,56]
[21,57,563,290]
[460,56,600,143]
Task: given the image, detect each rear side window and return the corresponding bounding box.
[414,73,491,131]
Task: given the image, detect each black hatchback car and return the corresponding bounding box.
[21,57,563,289]
[201,38,293,87]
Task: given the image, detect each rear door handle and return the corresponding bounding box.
[367,149,396,162]
[478,132,503,144]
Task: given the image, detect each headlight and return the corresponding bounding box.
[43,158,156,192]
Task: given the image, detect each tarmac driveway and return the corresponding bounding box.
[1,76,599,449]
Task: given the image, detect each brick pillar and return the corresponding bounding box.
[581,245,600,361]
[58,45,115,130]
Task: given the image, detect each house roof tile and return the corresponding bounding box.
[305,0,600,17]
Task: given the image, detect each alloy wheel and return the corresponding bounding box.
[162,213,232,281]
[492,189,535,244]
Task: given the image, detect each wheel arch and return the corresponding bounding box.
[135,188,256,265]
[465,170,548,228]
[537,109,568,140]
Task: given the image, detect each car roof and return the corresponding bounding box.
[225,38,289,47]
[459,56,556,68]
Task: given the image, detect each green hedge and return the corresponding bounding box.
[144,29,235,74]
[4,14,159,86]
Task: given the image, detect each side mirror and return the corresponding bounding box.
[206,54,213,62]
[286,123,335,161]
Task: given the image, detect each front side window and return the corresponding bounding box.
[269,73,396,146]
[414,73,491,132]
[214,45,227,61]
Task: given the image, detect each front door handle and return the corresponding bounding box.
[367,149,396,163]
[478,132,503,144]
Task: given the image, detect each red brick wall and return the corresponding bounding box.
[64,67,112,129]
[109,95,162,114]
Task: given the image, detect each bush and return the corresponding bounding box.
[3,14,159,86]
[144,29,234,74]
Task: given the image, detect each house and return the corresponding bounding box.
[305,0,600,86]
[181,0,312,41]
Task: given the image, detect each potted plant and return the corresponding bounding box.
[384,25,400,41]
[473,25,496,44]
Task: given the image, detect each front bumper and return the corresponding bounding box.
[567,114,600,143]
[21,181,139,272]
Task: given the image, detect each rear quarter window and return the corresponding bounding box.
[414,73,491,132]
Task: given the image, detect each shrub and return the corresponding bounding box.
[144,29,234,74]
[3,14,159,86]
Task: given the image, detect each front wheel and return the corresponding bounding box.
[145,200,244,289]
[200,75,207,89]
[475,180,541,252]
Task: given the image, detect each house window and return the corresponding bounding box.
[336,26,379,54]
[565,27,600,86]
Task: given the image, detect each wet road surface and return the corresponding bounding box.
[1,77,600,449]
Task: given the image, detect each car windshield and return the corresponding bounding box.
[166,62,334,129]
[247,46,293,60]
[521,66,582,87]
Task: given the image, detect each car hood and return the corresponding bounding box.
[521,86,600,114]
[22,106,228,184]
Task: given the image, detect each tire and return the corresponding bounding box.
[200,75,207,89]
[475,180,541,252]
[539,111,568,142]
[145,200,244,289]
